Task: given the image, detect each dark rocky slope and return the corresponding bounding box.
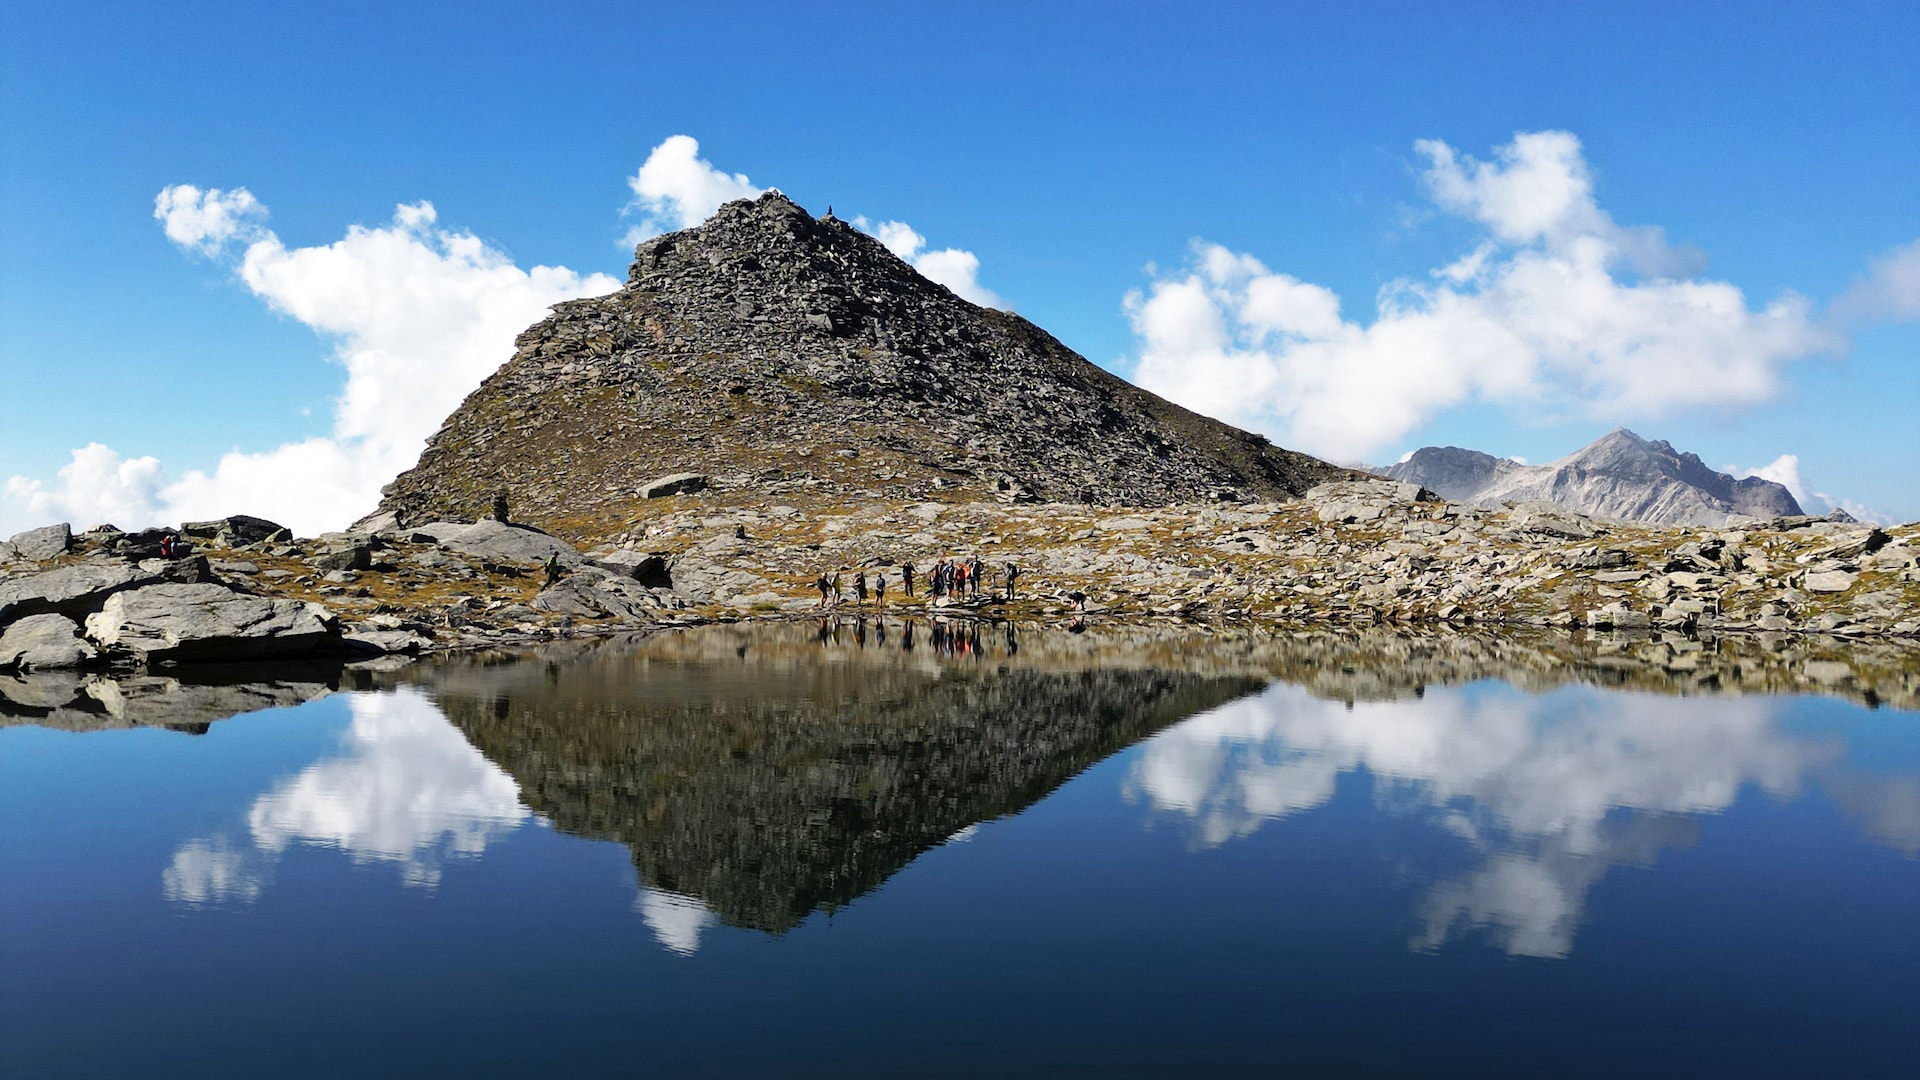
[374,192,1348,537]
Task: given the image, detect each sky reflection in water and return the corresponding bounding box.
[5,627,1920,1075]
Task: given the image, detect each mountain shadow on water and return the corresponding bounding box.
[414,627,1265,933]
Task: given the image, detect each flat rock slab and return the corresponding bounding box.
[0,562,157,625]
[408,520,581,565]
[6,523,71,561]
[84,583,339,663]
[1805,570,1858,593]
[641,473,708,499]
[0,613,98,672]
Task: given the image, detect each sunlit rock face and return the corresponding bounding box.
[1125,681,1910,959]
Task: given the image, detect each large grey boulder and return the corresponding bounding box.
[587,549,674,586]
[84,583,339,663]
[7,523,71,561]
[0,561,158,625]
[406,519,581,565]
[0,613,98,672]
[180,515,290,547]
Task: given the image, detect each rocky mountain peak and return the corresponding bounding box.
[1386,428,1804,526]
[373,194,1348,538]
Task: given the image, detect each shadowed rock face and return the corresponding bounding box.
[374,191,1348,536]
[416,628,1263,932]
[1385,428,1804,526]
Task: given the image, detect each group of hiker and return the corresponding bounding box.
[813,556,1021,609]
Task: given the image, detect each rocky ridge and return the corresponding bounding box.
[1384,428,1805,527]
[370,191,1348,535]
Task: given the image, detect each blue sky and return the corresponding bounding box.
[2,1,1916,533]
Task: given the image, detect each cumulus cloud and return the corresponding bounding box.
[4,443,166,532]
[1130,131,1839,463]
[1835,238,1920,323]
[3,137,1005,536]
[3,191,620,537]
[1735,453,1894,524]
[623,134,764,246]
[861,218,1005,308]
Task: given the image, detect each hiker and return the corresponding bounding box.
[855,572,869,607]
[831,571,843,606]
[875,573,887,607]
[970,557,984,598]
[159,532,176,559]
[1005,561,1020,599]
[955,560,969,600]
[816,573,831,607]
[491,492,510,524]
[543,553,563,587]
[902,561,916,597]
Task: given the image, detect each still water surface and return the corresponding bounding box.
[4,625,1919,1075]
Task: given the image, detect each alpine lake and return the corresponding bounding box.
[5,620,1919,1076]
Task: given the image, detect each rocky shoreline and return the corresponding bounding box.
[3,478,1917,682]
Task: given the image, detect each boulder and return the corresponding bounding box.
[7,523,71,561]
[0,561,158,625]
[641,473,709,499]
[180,515,291,547]
[83,583,339,663]
[0,613,98,672]
[587,549,674,587]
[1805,570,1857,594]
[406,520,581,565]
[315,544,373,572]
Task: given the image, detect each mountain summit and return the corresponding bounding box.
[373,192,1346,535]
[1383,428,1803,526]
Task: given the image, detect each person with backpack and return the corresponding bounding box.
[902,561,916,598]
[1005,561,1020,599]
[855,571,869,608]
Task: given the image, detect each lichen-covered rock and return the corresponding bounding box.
[83,583,339,663]
[641,473,709,499]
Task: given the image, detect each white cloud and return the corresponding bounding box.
[1836,237,1920,323]
[1130,131,1838,463]
[856,216,1005,308]
[1735,453,1895,524]
[3,191,620,537]
[4,443,167,532]
[623,134,763,246]
[152,184,267,256]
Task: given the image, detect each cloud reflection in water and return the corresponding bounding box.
[1128,683,1841,958]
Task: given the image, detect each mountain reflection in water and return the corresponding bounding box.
[45,620,1913,961]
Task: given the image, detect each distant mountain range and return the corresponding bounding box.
[1380,428,1811,527]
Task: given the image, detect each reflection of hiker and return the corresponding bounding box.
[1005,562,1020,599]
[1005,622,1018,655]
[902,562,916,597]
[903,620,915,652]
[543,553,563,586]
